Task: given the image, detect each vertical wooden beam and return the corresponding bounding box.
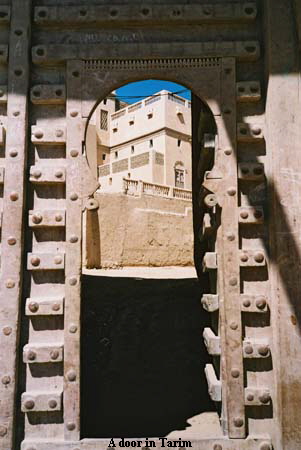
[64,60,83,440]
[219,57,245,438]
[0,1,31,448]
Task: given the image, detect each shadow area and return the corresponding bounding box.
[81,274,215,438]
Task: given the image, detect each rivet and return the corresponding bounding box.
[241,166,249,175]
[224,149,232,156]
[254,252,264,263]
[32,90,40,97]
[55,129,64,138]
[70,149,79,157]
[14,69,23,77]
[6,280,15,289]
[34,130,43,139]
[31,256,40,267]
[0,425,7,437]
[247,393,254,401]
[231,368,240,378]
[2,326,12,336]
[72,71,80,78]
[9,149,18,157]
[253,166,263,175]
[229,277,237,286]
[240,210,249,219]
[50,349,59,360]
[7,236,16,245]
[70,235,78,243]
[70,110,78,117]
[245,45,256,54]
[227,187,236,196]
[55,170,63,178]
[254,209,263,219]
[55,89,63,97]
[28,301,39,313]
[36,47,45,57]
[48,399,57,409]
[259,392,271,404]
[27,350,36,361]
[240,127,248,135]
[213,445,222,450]
[67,369,77,382]
[70,193,78,201]
[12,110,20,117]
[52,302,61,312]
[240,254,249,262]
[66,422,76,431]
[223,108,231,115]
[258,345,269,357]
[252,126,262,136]
[32,213,43,224]
[256,297,267,310]
[244,344,253,354]
[230,322,238,330]
[1,375,11,385]
[69,277,77,286]
[55,214,63,222]
[141,8,150,15]
[32,170,42,179]
[10,191,18,201]
[260,443,272,450]
[233,417,244,427]
[226,232,235,241]
[69,324,77,333]
[24,399,35,410]
[54,255,62,265]
[0,89,4,97]
[243,298,251,307]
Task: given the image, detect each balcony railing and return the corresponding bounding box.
[123,178,192,201]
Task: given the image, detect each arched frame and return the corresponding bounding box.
[58,57,271,449]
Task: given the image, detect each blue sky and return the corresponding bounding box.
[116,80,191,104]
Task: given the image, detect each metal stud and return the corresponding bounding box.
[7,236,16,245]
[9,149,18,157]
[28,302,39,313]
[1,375,11,385]
[10,191,18,201]
[66,422,76,431]
[2,326,12,336]
[259,392,271,404]
[31,256,40,267]
[70,110,78,117]
[50,350,59,360]
[245,345,253,354]
[233,417,244,427]
[256,297,267,310]
[34,130,43,139]
[70,193,78,201]
[226,232,235,241]
[55,129,64,137]
[240,210,249,219]
[55,214,63,222]
[6,279,15,289]
[67,369,77,382]
[70,149,79,157]
[69,277,77,286]
[258,345,269,357]
[27,350,36,361]
[231,368,240,378]
[260,443,272,450]
[32,170,41,179]
[54,255,62,264]
[229,277,237,286]
[55,170,63,178]
[230,322,238,330]
[69,324,77,333]
[247,393,254,401]
[0,425,7,437]
[254,252,265,263]
[32,213,43,224]
[227,187,236,196]
[70,235,78,243]
[240,254,249,262]
[52,303,61,312]
[24,399,35,410]
[243,299,251,307]
[48,399,57,409]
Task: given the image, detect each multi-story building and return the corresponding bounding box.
[86,90,192,192]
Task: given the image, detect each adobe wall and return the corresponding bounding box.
[84,193,193,268]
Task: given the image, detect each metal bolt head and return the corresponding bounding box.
[0,425,7,437]
[70,110,78,117]
[50,349,59,360]
[28,301,39,313]
[69,324,77,333]
[240,210,249,219]
[231,368,240,378]
[10,191,18,201]
[52,302,61,312]
[55,214,63,222]
[34,130,43,139]
[6,279,15,289]
[67,369,77,382]
[70,149,79,157]
[27,350,36,361]
[2,326,12,336]
[233,417,244,427]
[48,399,57,409]
[32,170,42,179]
[227,187,236,196]
[252,126,262,136]
[55,129,64,138]
[240,254,249,262]
[7,236,16,245]
[243,298,251,307]
[31,256,40,267]
[258,345,269,357]
[70,193,78,201]
[9,149,18,157]
[32,213,43,224]
[245,344,253,354]
[256,297,267,310]
[226,232,235,242]
[1,375,11,385]
[259,392,271,404]
[54,255,62,265]
[213,445,222,450]
[260,443,272,450]
[70,235,78,243]
[247,393,254,401]
[229,277,237,286]
[230,322,238,330]
[69,277,77,286]
[55,170,63,178]
[254,252,265,263]
[66,422,76,431]
[204,194,217,208]
[24,399,35,410]
[254,209,263,219]
[224,148,232,156]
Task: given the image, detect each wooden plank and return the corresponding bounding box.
[0,2,31,448]
[64,60,83,440]
[31,41,260,65]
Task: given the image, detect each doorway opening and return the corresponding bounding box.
[81,79,219,439]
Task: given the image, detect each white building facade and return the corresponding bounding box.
[86,90,192,193]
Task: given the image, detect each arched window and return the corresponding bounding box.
[174,161,184,188]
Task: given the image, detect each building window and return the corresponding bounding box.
[109,177,112,185]
[100,109,108,131]
[147,112,153,119]
[175,165,184,188]
[103,98,107,105]
[128,173,131,178]
[149,139,153,148]
[102,154,106,161]
[177,139,181,147]
[115,151,118,159]
[129,119,134,126]
[113,127,118,133]
[131,145,135,154]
